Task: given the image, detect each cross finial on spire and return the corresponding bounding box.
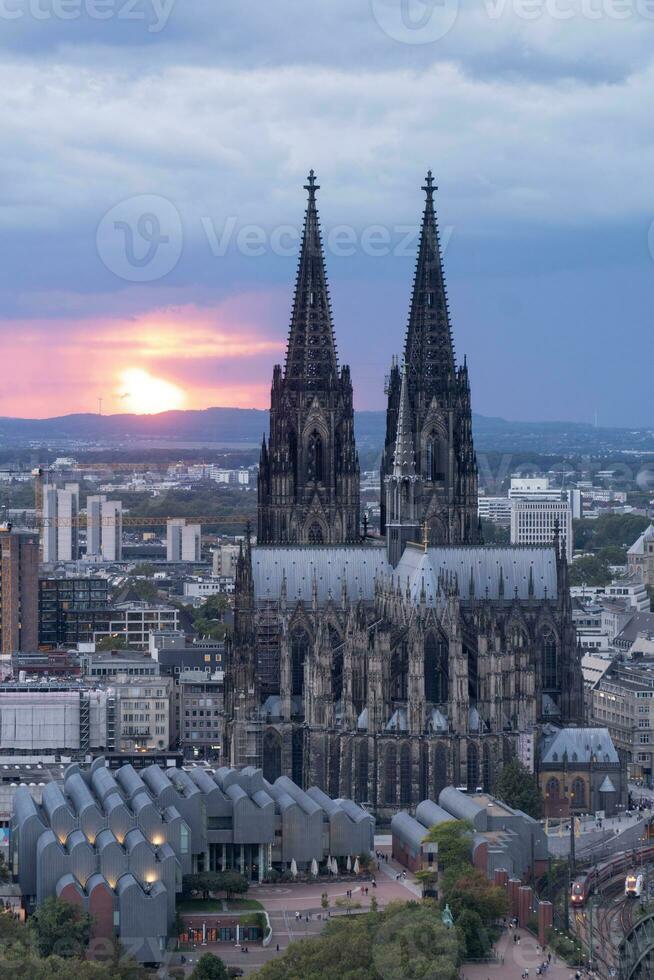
[304,169,319,201]
[422,170,437,202]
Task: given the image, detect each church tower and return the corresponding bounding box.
[381,173,480,546]
[258,172,360,545]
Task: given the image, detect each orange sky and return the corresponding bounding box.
[0,302,284,418]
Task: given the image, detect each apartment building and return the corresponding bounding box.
[0,527,39,655]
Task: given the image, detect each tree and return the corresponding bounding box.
[95,633,130,652]
[495,758,543,819]
[568,554,611,586]
[455,908,489,959]
[254,902,460,980]
[421,819,473,871]
[28,897,92,959]
[441,867,507,924]
[190,952,229,980]
[182,871,248,902]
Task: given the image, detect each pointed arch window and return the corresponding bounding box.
[400,742,412,806]
[307,430,324,482]
[542,631,559,690]
[291,630,309,697]
[424,633,448,704]
[425,430,444,482]
[466,743,479,792]
[384,743,397,806]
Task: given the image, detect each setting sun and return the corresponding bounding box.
[117,368,186,415]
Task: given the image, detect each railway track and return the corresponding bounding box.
[573,877,636,979]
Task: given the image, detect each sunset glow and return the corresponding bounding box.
[117,368,186,415]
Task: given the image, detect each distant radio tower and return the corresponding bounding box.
[98,397,103,416]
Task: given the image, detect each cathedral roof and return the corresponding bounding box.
[393,544,559,602]
[251,545,388,603]
[250,542,560,603]
[284,170,338,387]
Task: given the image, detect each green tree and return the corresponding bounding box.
[254,902,460,980]
[495,758,543,819]
[421,819,473,872]
[441,867,507,924]
[454,908,489,959]
[568,554,610,586]
[182,871,248,901]
[95,634,129,652]
[190,952,229,980]
[28,897,93,959]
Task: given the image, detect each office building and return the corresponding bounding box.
[86,494,107,557]
[42,486,58,563]
[38,576,109,647]
[166,520,202,562]
[0,528,39,655]
[477,496,512,526]
[101,501,123,561]
[57,484,79,562]
[511,497,573,559]
[12,756,373,962]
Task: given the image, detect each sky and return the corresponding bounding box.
[0,1,653,425]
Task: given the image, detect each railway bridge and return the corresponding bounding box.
[619,911,654,979]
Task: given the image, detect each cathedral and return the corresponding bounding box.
[225,172,584,817]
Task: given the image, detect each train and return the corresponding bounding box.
[625,873,644,898]
[568,842,654,908]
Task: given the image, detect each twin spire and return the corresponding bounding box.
[404,169,455,398]
[284,170,339,387]
[284,167,454,403]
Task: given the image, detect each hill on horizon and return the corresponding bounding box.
[0,407,653,454]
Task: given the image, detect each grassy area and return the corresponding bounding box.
[177,897,264,913]
[177,899,226,913]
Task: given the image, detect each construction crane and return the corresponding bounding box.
[0,466,254,538]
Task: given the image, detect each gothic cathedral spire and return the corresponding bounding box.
[381,173,481,548]
[284,170,339,386]
[258,172,360,545]
[404,171,455,401]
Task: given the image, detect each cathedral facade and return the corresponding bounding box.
[225,173,584,817]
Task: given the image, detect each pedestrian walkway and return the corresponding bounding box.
[461,929,575,980]
[373,839,423,899]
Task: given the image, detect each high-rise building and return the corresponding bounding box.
[86,494,107,557]
[166,519,201,561]
[101,501,123,561]
[41,486,58,563]
[166,519,184,561]
[510,497,573,560]
[0,527,39,655]
[182,523,201,562]
[56,483,79,562]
